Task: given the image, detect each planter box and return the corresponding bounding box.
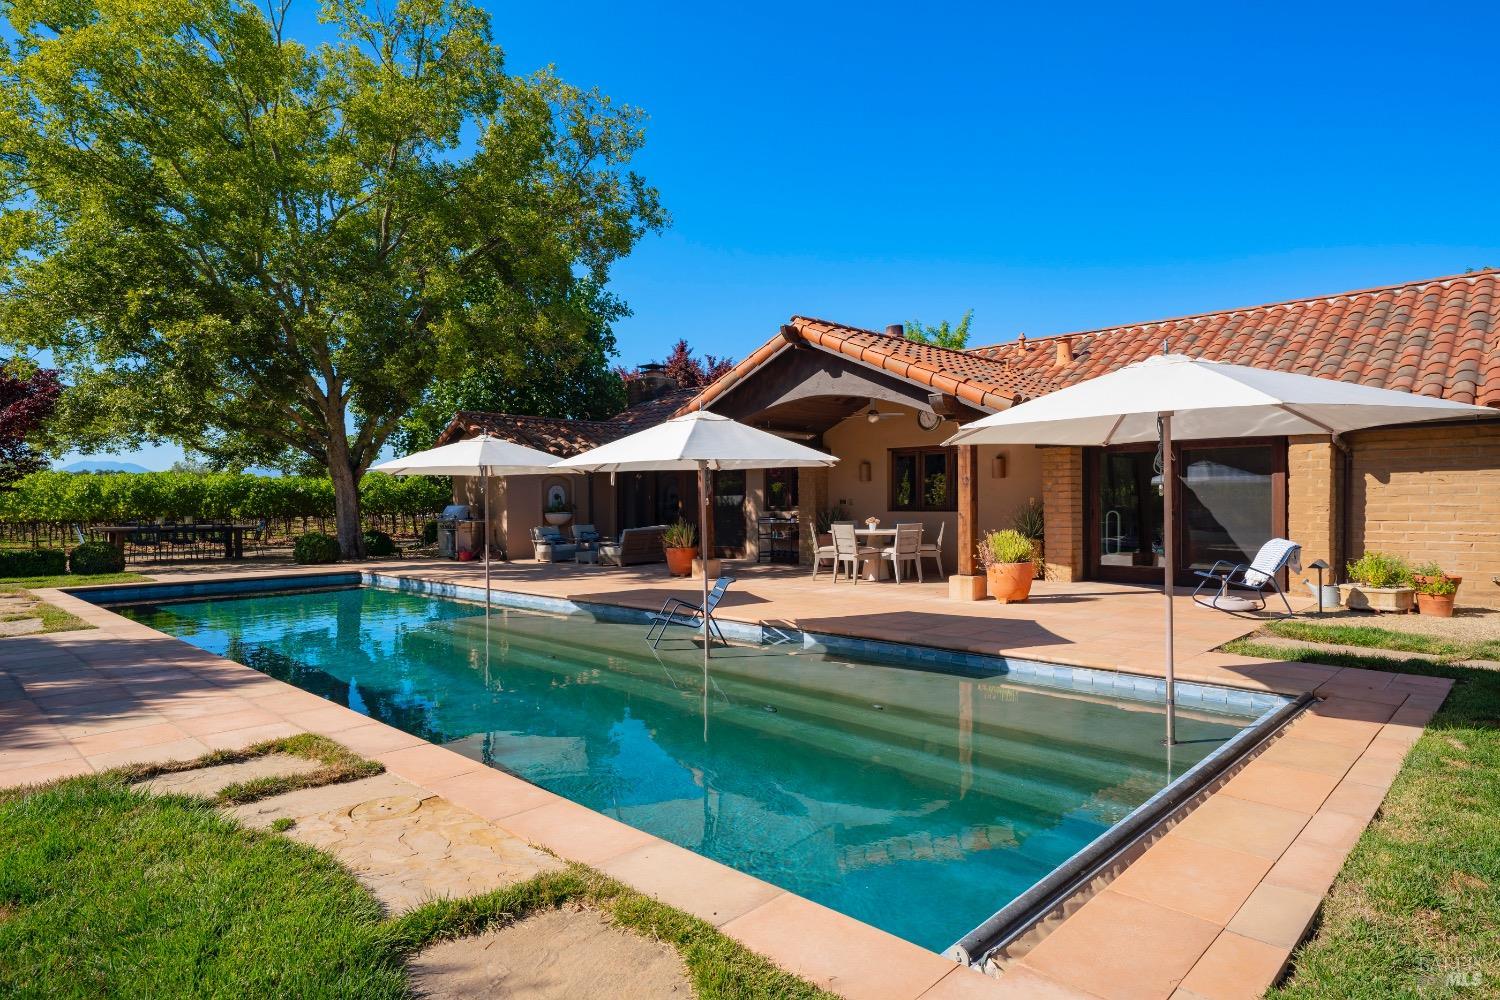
[1338,583,1414,614]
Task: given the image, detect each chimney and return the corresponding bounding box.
[1017,332,1027,352]
[1055,337,1074,366]
[627,362,677,406]
[885,323,905,338]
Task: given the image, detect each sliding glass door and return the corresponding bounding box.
[1088,440,1285,583]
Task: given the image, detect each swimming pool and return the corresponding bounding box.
[116,583,1278,953]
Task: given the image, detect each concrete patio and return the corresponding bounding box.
[1,557,1452,1000]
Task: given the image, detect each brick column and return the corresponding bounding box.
[796,465,829,565]
[1286,436,1339,591]
[1041,447,1085,582]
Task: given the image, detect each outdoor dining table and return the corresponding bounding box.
[95,523,249,560]
[853,526,901,581]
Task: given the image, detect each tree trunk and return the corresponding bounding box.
[326,432,367,560]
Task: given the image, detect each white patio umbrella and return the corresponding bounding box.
[553,410,837,667]
[372,434,572,620]
[947,353,1492,743]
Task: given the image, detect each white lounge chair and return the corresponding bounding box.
[1192,538,1301,616]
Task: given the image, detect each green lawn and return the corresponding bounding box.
[0,572,148,636]
[0,571,148,590]
[1261,619,1500,662]
[1224,640,1500,997]
[0,744,834,1000]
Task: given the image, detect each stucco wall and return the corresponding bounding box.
[821,405,1044,571]
[454,472,599,561]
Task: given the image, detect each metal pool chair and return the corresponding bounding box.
[646,576,735,649]
[1192,538,1301,616]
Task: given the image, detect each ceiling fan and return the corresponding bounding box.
[864,406,904,423]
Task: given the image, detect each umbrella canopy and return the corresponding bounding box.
[372,434,571,622]
[551,410,838,473]
[371,434,570,477]
[947,354,1491,447]
[556,410,836,674]
[946,354,1492,744]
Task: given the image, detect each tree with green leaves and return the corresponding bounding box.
[905,311,973,351]
[0,0,665,556]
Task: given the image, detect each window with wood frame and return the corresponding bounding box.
[889,447,957,511]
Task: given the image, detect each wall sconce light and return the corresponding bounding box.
[991,454,1007,479]
[858,460,872,482]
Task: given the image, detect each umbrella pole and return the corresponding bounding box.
[483,466,492,625]
[1161,413,1177,746]
[698,460,711,671]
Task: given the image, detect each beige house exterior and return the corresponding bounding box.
[446,269,1500,607]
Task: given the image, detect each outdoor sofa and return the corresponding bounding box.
[600,525,668,566]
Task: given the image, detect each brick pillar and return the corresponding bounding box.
[1286,436,1340,592]
[743,470,764,562]
[797,465,829,565]
[949,444,987,600]
[1041,447,1085,582]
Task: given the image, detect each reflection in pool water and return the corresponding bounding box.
[121,586,1255,951]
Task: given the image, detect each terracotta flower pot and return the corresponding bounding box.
[664,546,696,577]
[987,562,1035,604]
[1413,574,1461,617]
[1416,593,1455,618]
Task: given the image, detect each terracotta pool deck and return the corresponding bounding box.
[1,558,1453,1000]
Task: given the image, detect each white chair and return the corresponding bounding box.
[918,521,946,579]
[831,522,878,583]
[811,529,838,579]
[882,523,924,583]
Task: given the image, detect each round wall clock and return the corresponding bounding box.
[917,410,943,431]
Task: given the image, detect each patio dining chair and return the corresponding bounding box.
[645,576,735,649]
[918,521,946,579]
[1191,537,1301,616]
[831,522,878,583]
[882,523,924,583]
[810,525,838,579]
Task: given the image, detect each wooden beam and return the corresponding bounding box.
[957,445,978,576]
[779,324,802,345]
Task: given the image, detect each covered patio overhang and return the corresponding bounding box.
[691,332,1007,599]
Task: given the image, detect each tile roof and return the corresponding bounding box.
[436,388,697,455]
[678,317,1038,416]
[969,269,1500,407]
[436,411,629,457]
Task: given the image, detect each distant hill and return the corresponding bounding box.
[58,460,152,474]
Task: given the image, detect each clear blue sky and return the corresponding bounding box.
[63,0,1500,468]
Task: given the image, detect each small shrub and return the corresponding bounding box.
[362,529,395,557]
[1346,551,1412,589]
[544,497,573,514]
[978,529,1034,567]
[293,531,340,564]
[814,506,849,535]
[1417,576,1458,597]
[1010,497,1045,540]
[421,519,438,545]
[662,519,696,548]
[0,548,68,578]
[68,540,125,575]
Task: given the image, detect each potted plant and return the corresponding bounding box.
[864,516,881,531]
[978,529,1036,604]
[1011,497,1045,580]
[1339,551,1415,613]
[662,519,697,577]
[1413,561,1462,618]
[543,497,573,526]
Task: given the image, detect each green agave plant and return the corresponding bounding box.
[662,519,697,548]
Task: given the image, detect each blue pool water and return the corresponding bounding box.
[120,586,1259,951]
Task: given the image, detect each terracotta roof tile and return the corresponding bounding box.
[435,389,694,455]
[967,269,1500,408]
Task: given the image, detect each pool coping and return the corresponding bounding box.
[22,568,1455,1000]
